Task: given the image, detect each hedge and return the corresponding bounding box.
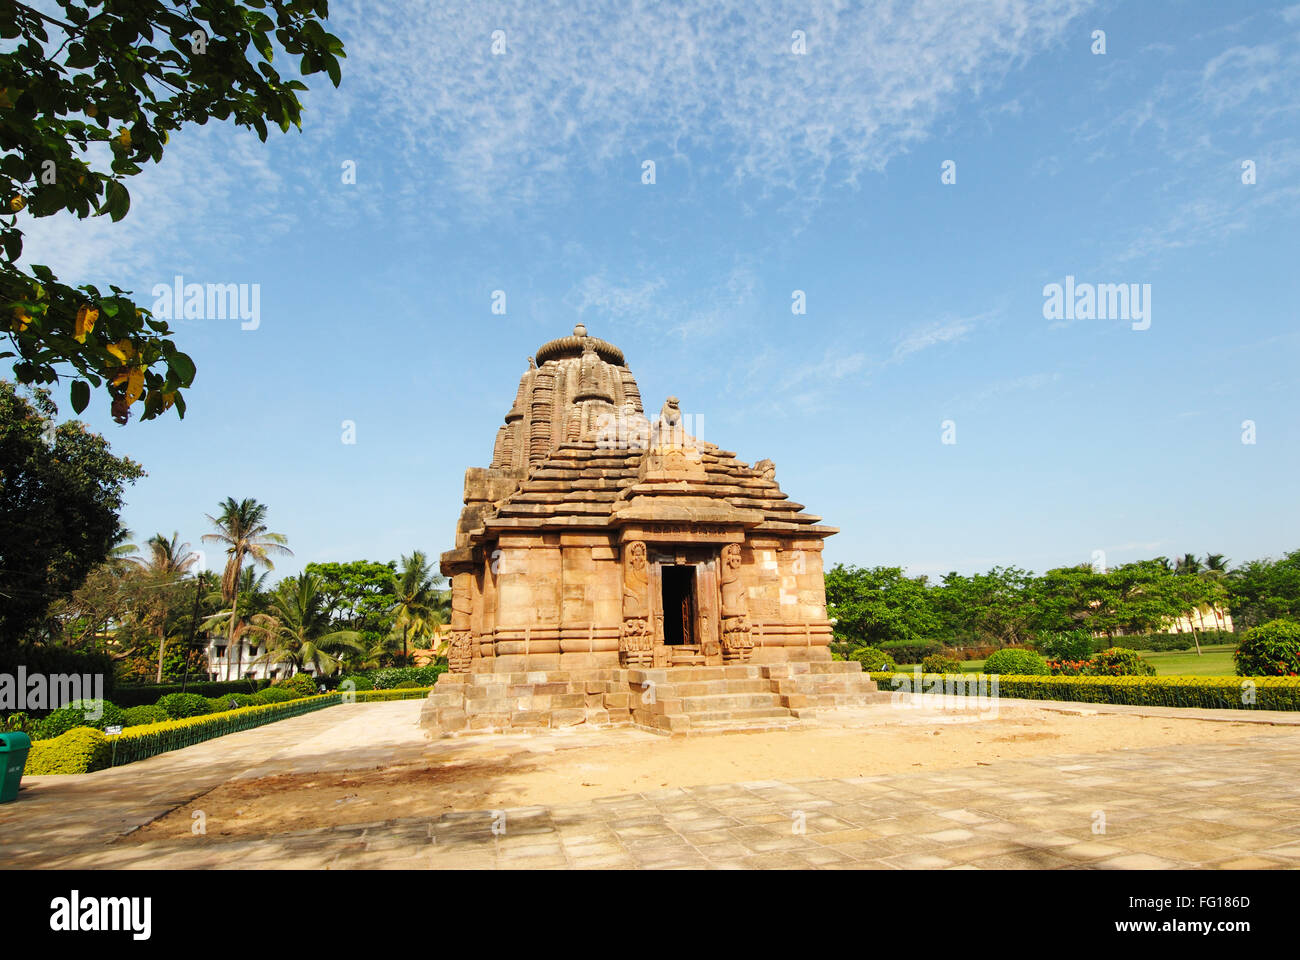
[112,679,270,707]
[351,687,433,702]
[338,665,445,690]
[23,687,439,774]
[868,672,1300,711]
[24,726,114,774]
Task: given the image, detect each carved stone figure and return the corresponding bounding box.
[620,541,653,666]
[719,542,753,662]
[754,458,776,481]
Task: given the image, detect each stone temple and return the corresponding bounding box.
[421,325,882,736]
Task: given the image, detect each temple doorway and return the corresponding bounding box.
[661,565,696,646]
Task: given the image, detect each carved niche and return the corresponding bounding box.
[619,540,653,667]
[446,572,475,673]
[719,542,753,662]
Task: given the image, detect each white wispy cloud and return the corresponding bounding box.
[891,315,976,361]
[323,0,1093,210]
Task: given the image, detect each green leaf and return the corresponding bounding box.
[70,379,90,413]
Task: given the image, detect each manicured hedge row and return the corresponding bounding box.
[25,687,438,773]
[25,694,342,773]
[351,687,433,702]
[867,672,1300,711]
[108,694,341,766]
[113,679,271,707]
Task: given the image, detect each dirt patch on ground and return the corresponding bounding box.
[125,707,1291,843]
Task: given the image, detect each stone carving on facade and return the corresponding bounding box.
[619,540,653,666]
[754,458,776,481]
[719,542,753,662]
[447,575,475,673]
[447,631,474,673]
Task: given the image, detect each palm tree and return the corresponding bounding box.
[388,551,446,664]
[200,567,269,677]
[202,498,292,680]
[249,573,364,677]
[1175,553,1203,576]
[132,532,198,682]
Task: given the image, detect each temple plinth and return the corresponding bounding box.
[422,326,883,736]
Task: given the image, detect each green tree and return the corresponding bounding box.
[1,1,345,422]
[249,572,363,677]
[0,380,143,642]
[388,550,446,663]
[1227,552,1300,630]
[934,566,1034,647]
[201,497,290,679]
[130,531,197,681]
[824,564,941,648]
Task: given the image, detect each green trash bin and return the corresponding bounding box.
[0,732,32,803]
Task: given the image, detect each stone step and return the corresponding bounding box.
[679,716,802,736]
[683,706,791,723]
[678,693,785,713]
[667,679,774,697]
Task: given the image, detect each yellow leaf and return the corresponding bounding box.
[8,195,25,213]
[107,339,135,364]
[125,368,144,404]
[117,127,131,147]
[10,306,30,331]
[74,304,98,342]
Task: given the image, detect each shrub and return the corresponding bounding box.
[393,680,420,689]
[921,653,961,674]
[338,674,374,691]
[276,673,321,698]
[363,665,445,689]
[847,645,896,672]
[982,648,1049,676]
[204,693,259,713]
[250,686,296,705]
[1234,620,1300,677]
[35,699,128,740]
[354,687,433,702]
[156,692,211,719]
[25,726,113,774]
[2,711,38,735]
[123,704,168,726]
[1089,647,1156,676]
[878,640,943,664]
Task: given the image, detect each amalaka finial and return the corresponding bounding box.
[574,323,587,337]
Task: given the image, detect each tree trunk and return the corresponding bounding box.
[155,624,166,683]
[226,586,240,681]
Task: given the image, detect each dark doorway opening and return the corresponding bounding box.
[661,565,696,646]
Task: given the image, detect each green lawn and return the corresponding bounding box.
[1140,643,1237,676]
[895,643,1240,677]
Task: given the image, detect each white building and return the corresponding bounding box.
[203,637,318,681]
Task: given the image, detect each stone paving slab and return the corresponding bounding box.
[4,699,1300,869]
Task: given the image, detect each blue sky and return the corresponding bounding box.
[15,0,1300,582]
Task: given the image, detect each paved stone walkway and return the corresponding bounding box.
[4,700,1300,869]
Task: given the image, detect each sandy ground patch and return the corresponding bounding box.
[124,704,1292,843]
